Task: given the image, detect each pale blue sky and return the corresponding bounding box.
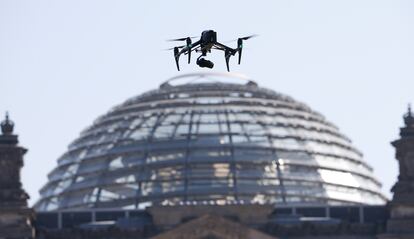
[1,0,413,205]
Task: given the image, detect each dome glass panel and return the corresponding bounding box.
[35,73,386,211]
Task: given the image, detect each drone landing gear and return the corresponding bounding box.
[196,56,214,69]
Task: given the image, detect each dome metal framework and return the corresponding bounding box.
[35,73,386,211]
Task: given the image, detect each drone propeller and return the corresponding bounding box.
[224,34,258,43]
[239,34,258,40]
[164,45,184,51]
[167,36,197,42]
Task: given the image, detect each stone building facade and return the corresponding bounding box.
[380,106,414,238]
[0,113,34,239]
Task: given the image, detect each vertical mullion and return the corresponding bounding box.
[255,114,287,204]
[224,109,238,201]
[134,111,168,208]
[183,108,196,202]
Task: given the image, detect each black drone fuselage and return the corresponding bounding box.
[199,30,217,54]
[170,30,255,71]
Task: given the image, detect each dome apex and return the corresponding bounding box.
[162,72,256,88]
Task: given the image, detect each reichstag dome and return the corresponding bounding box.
[35,73,386,211]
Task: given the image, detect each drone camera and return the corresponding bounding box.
[196,58,214,69]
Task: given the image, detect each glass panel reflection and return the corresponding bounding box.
[35,76,386,211]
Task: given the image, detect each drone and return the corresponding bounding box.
[168,30,256,72]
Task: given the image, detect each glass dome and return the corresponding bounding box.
[35,73,386,211]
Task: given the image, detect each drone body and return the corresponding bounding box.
[169,30,256,71]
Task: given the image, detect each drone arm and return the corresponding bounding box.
[173,40,201,70]
[189,40,201,49]
[174,47,180,71]
[215,43,237,72]
[186,39,200,64]
[182,40,201,63]
[237,38,242,64]
[214,42,236,53]
[224,49,232,72]
[186,40,200,52]
[181,41,200,54]
[216,40,244,65]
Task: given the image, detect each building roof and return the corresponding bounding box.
[150,214,278,239]
[35,73,386,211]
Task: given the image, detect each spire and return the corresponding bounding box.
[1,111,14,136]
[404,103,414,128]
